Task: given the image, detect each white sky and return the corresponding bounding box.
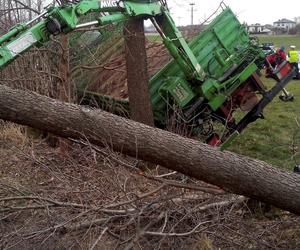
[43,0,300,26]
[167,0,300,26]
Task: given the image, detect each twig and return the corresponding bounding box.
[193,196,247,212]
[89,227,108,250]
[295,117,300,128]
[223,225,276,249]
[0,196,88,208]
[124,212,165,250]
[69,138,139,170]
[104,184,166,209]
[0,183,166,216]
[141,173,225,195]
[143,220,212,237]
[155,171,177,178]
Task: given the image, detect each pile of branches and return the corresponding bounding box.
[0,133,254,249]
[1,129,299,249]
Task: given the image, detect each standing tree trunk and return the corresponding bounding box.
[58,26,72,155]
[124,19,154,126]
[58,35,72,104]
[0,85,300,214]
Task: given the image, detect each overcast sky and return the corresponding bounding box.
[42,0,300,26]
[166,0,300,26]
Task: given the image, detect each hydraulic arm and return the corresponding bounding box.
[0,0,100,68]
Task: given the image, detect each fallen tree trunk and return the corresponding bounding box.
[0,85,299,214]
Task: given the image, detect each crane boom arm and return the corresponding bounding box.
[0,0,107,69]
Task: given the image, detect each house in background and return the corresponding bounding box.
[273,18,296,30]
[247,23,272,34]
[295,17,300,24]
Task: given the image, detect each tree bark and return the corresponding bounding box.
[57,0,72,155]
[0,85,300,214]
[124,19,154,126]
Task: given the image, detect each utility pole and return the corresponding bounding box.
[177,16,182,26]
[189,3,195,25]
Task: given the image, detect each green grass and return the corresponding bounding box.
[257,35,300,49]
[228,77,300,170]
[227,35,300,170]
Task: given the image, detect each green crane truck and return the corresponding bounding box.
[0,0,295,148]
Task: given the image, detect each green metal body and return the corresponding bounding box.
[149,8,265,122]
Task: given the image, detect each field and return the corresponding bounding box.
[228,36,300,169]
[228,77,300,168]
[258,35,300,50]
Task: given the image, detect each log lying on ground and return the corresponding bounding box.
[0,85,299,214]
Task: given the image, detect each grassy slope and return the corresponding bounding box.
[228,36,300,170]
[228,78,300,169]
[258,35,300,50]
